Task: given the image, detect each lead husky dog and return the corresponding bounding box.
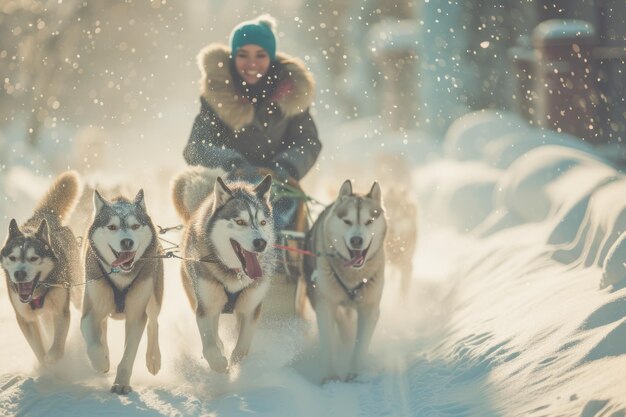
[0,171,82,365]
[302,180,387,381]
[172,167,275,373]
[81,189,163,395]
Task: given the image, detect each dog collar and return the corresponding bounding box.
[225,266,247,281]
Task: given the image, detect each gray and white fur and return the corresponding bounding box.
[80,189,163,395]
[0,171,82,365]
[172,166,276,373]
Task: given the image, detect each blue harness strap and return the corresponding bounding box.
[222,289,242,314]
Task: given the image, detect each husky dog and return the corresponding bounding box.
[81,189,163,395]
[172,167,275,372]
[302,180,387,381]
[0,171,82,365]
[68,181,133,239]
[383,185,417,296]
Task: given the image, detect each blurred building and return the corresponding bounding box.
[332,0,625,149]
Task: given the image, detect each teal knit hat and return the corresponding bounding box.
[230,15,277,61]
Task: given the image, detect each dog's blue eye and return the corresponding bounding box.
[343,219,352,226]
[107,225,118,231]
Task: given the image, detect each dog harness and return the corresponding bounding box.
[325,246,379,301]
[331,268,371,301]
[222,289,242,314]
[29,288,49,310]
[218,268,249,314]
[30,295,46,309]
[97,261,144,314]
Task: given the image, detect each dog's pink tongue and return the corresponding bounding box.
[112,251,135,267]
[243,250,262,279]
[17,282,34,302]
[345,250,365,267]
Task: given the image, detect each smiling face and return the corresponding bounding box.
[325,181,387,269]
[234,44,271,85]
[211,203,272,280]
[209,176,274,280]
[329,197,385,269]
[90,214,152,272]
[1,220,56,303]
[89,190,154,273]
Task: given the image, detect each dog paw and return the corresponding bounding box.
[345,372,358,382]
[321,375,343,384]
[44,349,62,365]
[110,383,132,395]
[204,350,228,373]
[230,348,248,365]
[87,345,110,373]
[146,351,161,375]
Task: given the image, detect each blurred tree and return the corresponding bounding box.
[1,0,88,145]
[0,0,188,148]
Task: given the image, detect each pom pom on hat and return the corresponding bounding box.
[230,14,277,61]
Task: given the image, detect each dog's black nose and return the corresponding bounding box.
[120,239,134,251]
[14,270,27,281]
[350,236,363,248]
[253,238,267,252]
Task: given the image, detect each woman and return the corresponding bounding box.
[184,14,321,188]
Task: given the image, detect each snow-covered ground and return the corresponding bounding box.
[3,0,626,413]
[2,109,626,416]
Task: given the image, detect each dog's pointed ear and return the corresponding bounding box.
[339,180,353,198]
[93,189,108,212]
[35,219,51,245]
[134,189,146,210]
[7,219,23,240]
[367,182,382,203]
[214,177,233,209]
[254,174,272,203]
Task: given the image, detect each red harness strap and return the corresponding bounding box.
[30,295,45,310]
[272,243,319,257]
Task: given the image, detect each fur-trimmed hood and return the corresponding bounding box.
[197,44,315,131]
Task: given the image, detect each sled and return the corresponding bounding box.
[260,171,311,320]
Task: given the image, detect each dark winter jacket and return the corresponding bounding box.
[183,44,321,181]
